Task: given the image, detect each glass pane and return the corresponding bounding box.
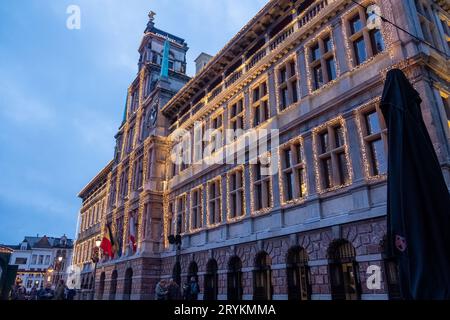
[322,157,332,189]
[337,152,349,185]
[350,15,363,34]
[313,65,323,90]
[284,148,292,168]
[334,125,345,147]
[369,139,387,175]
[370,29,385,55]
[280,67,287,83]
[312,44,321,61]
[320,132,329,153]
[365,110,381,135]
[354,37,367,65]
[285,171,294,201]
[324,37,333,53]
[326,58,336,81]
[291,80,298,103]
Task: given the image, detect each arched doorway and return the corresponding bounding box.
[109,270,118,300]
[123,268,133,300]
[204,259,218,300]
[98,272,105,300]
[253,251,272,300]
[172,262,181,286]
[328,240,360,300]
[286,246,310,300]
[227,256,243,300]
[187,261,198,282]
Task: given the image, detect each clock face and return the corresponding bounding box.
[149,103,158,126]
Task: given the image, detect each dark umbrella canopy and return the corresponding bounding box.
[380,69,450,299]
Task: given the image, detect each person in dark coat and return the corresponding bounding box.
[10,279,26,300]
[188,277,199,301]
[54,279,66,300]
[166,278,181,300]
[38,283,55,300]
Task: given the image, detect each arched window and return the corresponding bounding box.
[172,262,181,287]
[98,272,105,300]
[187,261,198,282]
[109,270,118,300]
[328,240,360,300]
[253,251,273,300]
[204,259,218,300]
[227,256,243,300]
[123,268,133,300]
[286,246,310,300]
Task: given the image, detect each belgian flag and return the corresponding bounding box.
[100,224,116,258]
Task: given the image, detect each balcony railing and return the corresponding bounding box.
[170,0,335,133]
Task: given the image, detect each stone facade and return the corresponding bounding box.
[75,0,449,300]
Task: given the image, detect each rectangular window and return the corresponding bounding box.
[415,0,440,47]
[15,257,27,265]
[126,125,135,153]
[360,106,388,177]
[315,120,351,191]
[208,178,222,226]
[134,156,143,190]
[280,140,307,203]
[309,33,336,91]
[176,195,186,234]
[252,81,270,127]
[38,255,44,264]
[230,98,244,139]
[228,168,245,219]
[191,188,203,230]
[252,158,272,212]
[168,202,174,236]
[210,113,223,153]
[347,8,385,67]
[277,58,299,111]
[32,255,37,265]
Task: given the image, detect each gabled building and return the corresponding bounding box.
[4,235,73,292]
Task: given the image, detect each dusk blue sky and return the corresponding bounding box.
[0,0,266,245]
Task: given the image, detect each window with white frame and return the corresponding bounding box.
[251,81,269,127]
[176,195,186,234]
[277,58,299,111]
[168,201,175,236]
[228,167,245,220]
[309,34,337,91]
[315,120,351,190]
[346,5,385,66]
[191,187,203,230]
[207,177,222,226]
[210,113,223,154]
[229,98,244,139]
[280,139,307,203]
[359,105,388,177]
[252,157,272,212]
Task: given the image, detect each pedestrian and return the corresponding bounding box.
[182,281,190,300]
[10,279,26,300]
[54,279,66,300]
[189,276,199,301]
[38,283,55,300]
[166,278,181,300]
[154,279,167,300]
[29,284,39,301]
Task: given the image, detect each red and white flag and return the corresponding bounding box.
[129,215,137,253]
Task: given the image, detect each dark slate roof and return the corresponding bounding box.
[6,235,74,250]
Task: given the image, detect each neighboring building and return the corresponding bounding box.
[194,52,213,74]
[71,161,112,299]
[5,235,73,292]
[0,246,17,300]
[81,0,449,300]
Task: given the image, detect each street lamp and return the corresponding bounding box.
[168,233,182,286]
[91,237,101,300]
[58,256,63,263]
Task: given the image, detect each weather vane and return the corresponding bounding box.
[148,11,156,23]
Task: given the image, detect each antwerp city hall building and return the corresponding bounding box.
[72,0,450,300]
